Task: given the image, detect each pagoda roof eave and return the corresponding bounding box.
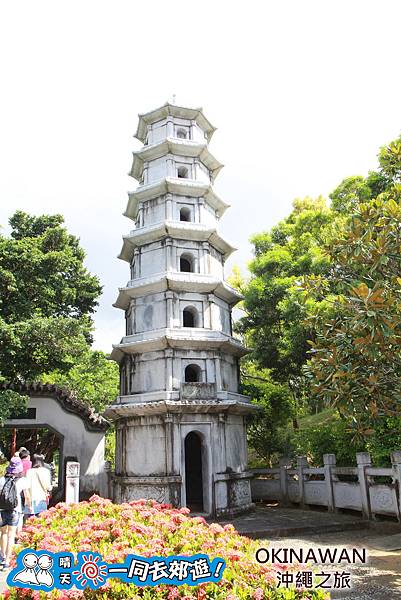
[104,395,259,419]
[111,328,248,362]
[129,139,223,183]
[117,221,236,263]
[124,178,229,221]
[135,103,216,143]
[113,273,243,310]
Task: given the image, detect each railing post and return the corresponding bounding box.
[323,453,336,512]
[279,457,291,506]
[356,452,372,519]
[65,461,80,504]
[103,460,112,500]
[297,456,309,508]
[391,451,401,521]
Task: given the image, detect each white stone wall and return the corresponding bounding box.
[130,240,223,280]
[7,396,107,497]
[119,348,240,397]
[144,155,208,184]
[137,195,217,229]
[125,292,231,335]
[146,118,206,146]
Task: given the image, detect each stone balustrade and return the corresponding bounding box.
[250,451,401,521]
[180,382,216,400]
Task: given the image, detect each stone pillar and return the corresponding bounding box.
[279,457,291,507]
[166,291,175,328]
[194,251,200,274]
[323,453,336,512]
[208,294,215,329]
[391,451,401,521]
[165,349,174,391]
[103,460,112,500]
[166,117,174,138]
[65,462,80,504]
[167,157,175,177]
[164,413,174,473]
[201,242,209,274]
[297,456,309,508]
[132,249,139,278]
[165,238,173,272]
[357,452,372,519]
[214,353,222,390]
[143,163,149,185]
[198,198,204,223]
[166,193,173,221]
[218,412,227,471]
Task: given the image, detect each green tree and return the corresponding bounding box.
[240,363,294,465]
[304,136,401,441]
[0,211,103,423]
[43,349,119,414]
[237,197,340,419]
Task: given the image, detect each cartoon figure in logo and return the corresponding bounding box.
[36,554,54,587]
[12,552,39,585]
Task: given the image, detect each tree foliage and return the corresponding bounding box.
[43,349,119,414]
[0,211,104,423]
[0,211,101,323]
[304,136,401,439]
[238,134,401,461]
[236,196,341,418]
[240,363,294,464]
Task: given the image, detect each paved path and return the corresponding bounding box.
[271,528,401,599]
[217,505,369,538]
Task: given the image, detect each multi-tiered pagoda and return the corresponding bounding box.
[105,102,256,516]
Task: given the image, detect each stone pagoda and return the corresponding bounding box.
[105,102,257,516]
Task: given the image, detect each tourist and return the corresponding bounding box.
[0,457,30,569]
[24,454,52,517]
[18,448,32,475]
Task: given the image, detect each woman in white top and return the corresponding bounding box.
[24,454,52,517]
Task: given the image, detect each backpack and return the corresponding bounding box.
[0,475,18,510]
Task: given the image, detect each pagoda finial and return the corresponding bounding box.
[172,94,176,105]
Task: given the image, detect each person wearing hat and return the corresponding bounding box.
[0,457,30,569]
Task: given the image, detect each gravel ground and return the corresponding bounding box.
[266,527,401,599]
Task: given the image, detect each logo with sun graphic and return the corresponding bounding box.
[7,549,225,591]
[73,553,108,589]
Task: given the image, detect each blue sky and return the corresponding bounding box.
[1,0,400,351]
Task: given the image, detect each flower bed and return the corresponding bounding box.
[4,496,329,599]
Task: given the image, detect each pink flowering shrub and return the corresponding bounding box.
[4,495,329,599]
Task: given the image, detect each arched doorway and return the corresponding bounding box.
[0,425,63,502]
[1,382,109,500]
[184,431,203,511]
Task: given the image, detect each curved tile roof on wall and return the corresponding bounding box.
[1,381,110,432]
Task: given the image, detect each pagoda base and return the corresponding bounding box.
[109,405,256,517]
[112,475,182,506]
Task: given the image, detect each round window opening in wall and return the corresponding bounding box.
[180,254,194,273]
[183,306,197,328]
[185,364,201,383]
[177,166,189,179]
[180,206,191,222]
